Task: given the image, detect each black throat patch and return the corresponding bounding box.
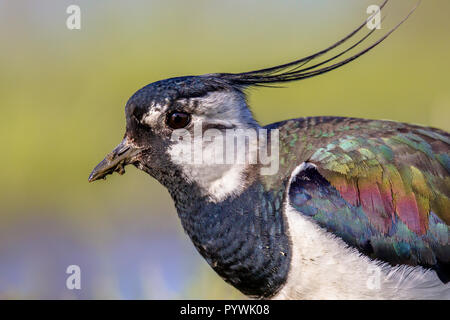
[172,180,291,298]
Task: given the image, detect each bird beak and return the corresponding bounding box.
[88,138,141,182]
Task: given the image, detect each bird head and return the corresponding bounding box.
[88,75,260,199]
[89,0,413,200]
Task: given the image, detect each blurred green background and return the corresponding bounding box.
[0,0,448,299]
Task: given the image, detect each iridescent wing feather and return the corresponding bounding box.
[278,118,450,282]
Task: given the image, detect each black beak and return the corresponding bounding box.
[88,138,141,182]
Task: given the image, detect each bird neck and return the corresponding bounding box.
[168,176,291,298]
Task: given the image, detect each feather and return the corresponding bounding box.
[214,1,420,87]
[265,116,449,282]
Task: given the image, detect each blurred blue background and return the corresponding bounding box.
[0,0,448,298]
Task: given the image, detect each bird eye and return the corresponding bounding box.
[166,111,191,129]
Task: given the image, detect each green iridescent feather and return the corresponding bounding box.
[262,116,449,276]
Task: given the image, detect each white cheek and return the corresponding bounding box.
[207,166,245,201]
[167,135,193,166]
[167,136,246,202]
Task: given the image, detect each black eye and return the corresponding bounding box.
[166,111,191,129]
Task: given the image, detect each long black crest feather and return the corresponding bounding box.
[214,0,419,87]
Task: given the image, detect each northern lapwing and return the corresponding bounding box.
[89,2,449,299]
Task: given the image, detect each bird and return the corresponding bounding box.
[89,1,449,299]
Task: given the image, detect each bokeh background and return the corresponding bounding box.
[0,0,448,299]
